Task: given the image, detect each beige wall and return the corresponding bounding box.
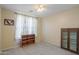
[1,8,16,50]
[0,8,1,53]
[42,7,79,47]
[36,17,43,43]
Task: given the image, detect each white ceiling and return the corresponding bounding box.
[0,4,79,17]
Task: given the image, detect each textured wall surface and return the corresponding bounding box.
[42,7,79,47]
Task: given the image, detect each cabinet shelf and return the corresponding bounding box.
[61,28,79,54]
[20,34,35,47]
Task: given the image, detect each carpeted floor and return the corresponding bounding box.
[1,42,76,55]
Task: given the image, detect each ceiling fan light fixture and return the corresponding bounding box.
[34,4,46,12]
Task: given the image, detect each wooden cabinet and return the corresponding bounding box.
[20,34,35,47]
[61,28,79,54]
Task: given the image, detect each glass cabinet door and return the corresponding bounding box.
[62,32,68,48]
[70,32,77,51]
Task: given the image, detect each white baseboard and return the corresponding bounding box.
[43,40,60,48]
[0,51,2,54]
[2,46,18,51]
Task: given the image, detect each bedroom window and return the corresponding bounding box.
[15,14,37,40]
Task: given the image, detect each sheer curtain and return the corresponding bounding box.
[15,14,37,44]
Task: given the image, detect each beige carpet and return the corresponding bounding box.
[1,42,76,55]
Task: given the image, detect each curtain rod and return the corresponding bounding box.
[14,12,38,18]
